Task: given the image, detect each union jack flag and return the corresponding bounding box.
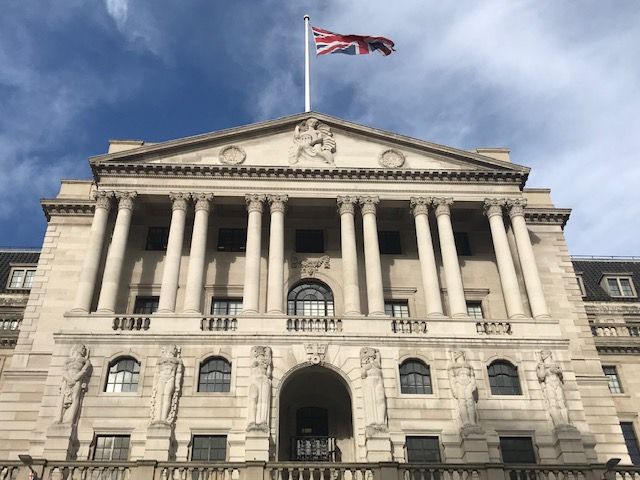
[311,26,395,56]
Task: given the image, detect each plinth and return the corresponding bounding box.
[365,426,392,461]
[552,425,587,463]
[245,428,270,461]
[44,423,76,460]
[459,424,490,463]
[144,422,173,461]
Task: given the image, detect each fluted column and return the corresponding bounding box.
[433,198,467,317]
[337,196,361,316]
[508,199,550,318]
[157,193,189,313]
[96,191,137,313]
[266,195,288,314]
[72,191,114,312]
[359,196,385,316]
[242,194,266,314]
[484,199,526,319]
[183,193,214,313]
[410,197,444,317]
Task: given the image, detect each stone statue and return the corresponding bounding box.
[537,350,570,427]
[448,350,479,428]
[150,345,183,425]
[56,344,92,425]
[247,346,272,432]
[289,117,336,165]
[360,347,388,433]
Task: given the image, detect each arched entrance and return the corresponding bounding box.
[278,365,354,462]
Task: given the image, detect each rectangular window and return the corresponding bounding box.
[466,301,484,319]
[604,276,636,298]
[211,299,243,316]
[191,435,227,461]
[217,228,247,252]
[621,422,640,465]
[296,230,324,253]
[7,268,37,289]
[603,366,623,394]
[93,435,130,461]
[385,301,409,318]
[378,231,402,254]
[499,436,536,464]
[454,232,471,256]
[146,227,169,251]
[576,275,586,297]
[406,436,441,462]
[133,296,159,314]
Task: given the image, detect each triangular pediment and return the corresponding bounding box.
[90,112,528,173]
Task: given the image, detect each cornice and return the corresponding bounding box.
[596,345,640,355]
[523,208,571,228]
[585,303,640,315]
[40,199,95,221]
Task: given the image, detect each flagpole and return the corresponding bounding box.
[304,14,311,112]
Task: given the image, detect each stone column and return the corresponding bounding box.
[242,194,266,314]
[266,195,288,314]
[337,196,362,316]
[433,198,467,317]
[183,193,213,313]
[484,199,526,319]
[72,191,113,313]
[96,191,137,313]
[359,196,385,316]
[508,199,550,318]
[410,197,444,317]
[157,193,189,313]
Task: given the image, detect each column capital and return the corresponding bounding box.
[115,191,137,211]
[267,194,288,214]
[358,196,380,216]
[337,195,358,215]
[191,193,214,212]
[483,198,506,218]
[410,197,432,217]
[506,198,528,218]
[92,190,114,210]
[432,197,453,217]
[169,192,190,211]
[245,194,267,214]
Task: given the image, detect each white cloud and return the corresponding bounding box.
[105,0,128,29]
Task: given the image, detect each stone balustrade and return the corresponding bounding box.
[201,316,238,332]
[476,321,513,335]
[590,322,640,338]
[112,316,151,331]
[286,317,343,333]
[0,318,21,331]
[391,319,428,334]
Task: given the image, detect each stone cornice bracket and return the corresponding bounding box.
[506,198,527,218]
[115,191,137,211]
[169,192,190,211]
[483,198,506,218]
[92,190,114,211]
[358,196,380,216]
[432,197,453,217]
[267,194,288,214]
[336,195,358,215]
[523,208,571,228]
[410,196,432,217]
[245,194,266,214]
[191,193,214,212]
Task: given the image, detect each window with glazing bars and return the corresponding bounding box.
[621,422,640,465]
[488,361,522,395]
[405,436,441,462]
[105,357,140,393]
[217,228,247,252]
[8,268,36,289]
[93,435,130,460]
[211,299,242,316]
[499,436,536,464]
[287,282,334,316]
[191,435,227,461]
[399,360,432,394]
[198,358,232,392]
[466,302,483,319]
[385,301,409,318]
[605,277,636,298]
[133,296,159,314]
[603,366,623,394]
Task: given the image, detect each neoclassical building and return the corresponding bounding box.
[0,113,638,479]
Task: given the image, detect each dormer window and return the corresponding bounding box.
[576,274,586,297]
[7,267,36,289]
[601,276,636,298]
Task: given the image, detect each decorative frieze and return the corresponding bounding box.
[291,255,330,277]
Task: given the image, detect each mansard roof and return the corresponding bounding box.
[572,257,640,302]
[0,249,40,295]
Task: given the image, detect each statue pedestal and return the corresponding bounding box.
[459,425,490,463]
[365,428,392,461]
[44,423,76,460]
[551,425,587,463]
[144,422,173,461]
[245,429,270,461]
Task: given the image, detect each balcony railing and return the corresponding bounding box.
[286,317,342,333]
[0,317,21,348]
[291,436,336,462]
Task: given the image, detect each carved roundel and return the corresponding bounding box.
[219,145,246,165]
[378,149,405,168]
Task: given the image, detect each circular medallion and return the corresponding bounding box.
[379,149,405,168]
[219,145,246,165]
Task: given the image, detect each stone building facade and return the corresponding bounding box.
[0,113,638,478]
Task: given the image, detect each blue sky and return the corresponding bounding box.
[1,1,638,255]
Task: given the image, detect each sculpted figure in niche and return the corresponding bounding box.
[537,350,570,427]
[247,346,272,432]
[56,344,92,425]
[150,345,183,425]
[360,347,388,433]
[448,350,479,428]
[289,117,336,165]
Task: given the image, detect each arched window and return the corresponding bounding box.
[198,357,232,392]
[399,359,432,394]
[105,357,140,393]
[488,360,522,395]
[287,281,334,316]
